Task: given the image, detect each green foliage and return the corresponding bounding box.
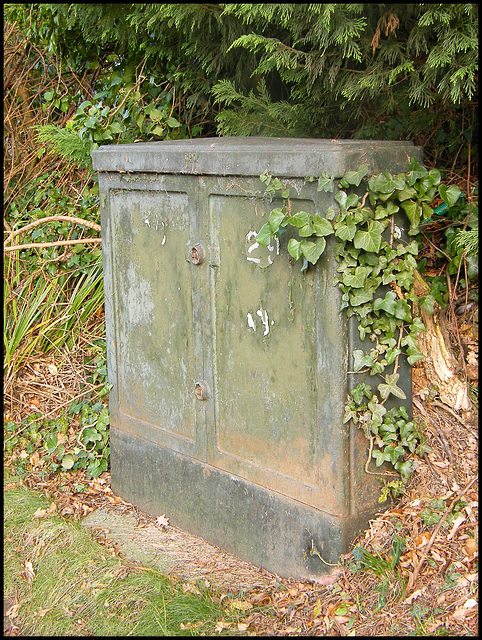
[419,498,468,528]
[5,394,111,480]
[350,535,406,577]
[256,158,466,490]
[7,4,477,171]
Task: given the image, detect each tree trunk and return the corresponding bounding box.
[413,270,471,412]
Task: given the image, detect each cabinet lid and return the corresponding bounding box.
[92,136,422,177]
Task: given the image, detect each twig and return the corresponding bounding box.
[406,475,478,594]
[429,400,468,426]
[4,237,102,252]
[365,435,399,477]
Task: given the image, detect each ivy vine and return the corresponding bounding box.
[256,159,461,496]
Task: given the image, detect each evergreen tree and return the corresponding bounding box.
[6,3,478,168]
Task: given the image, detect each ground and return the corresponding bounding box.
[4,314,478,636]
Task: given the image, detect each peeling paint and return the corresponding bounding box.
[245,230,279,268]
[257,307,270,336]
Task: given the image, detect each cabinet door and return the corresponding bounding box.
[105,177,206,460]
[200,177,350,514]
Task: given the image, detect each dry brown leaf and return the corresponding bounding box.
[5,603,21,619]
[447,515,466,540]
[405,589,423,604]
[231,599,253,611]
[24,560,35,584]
[463,538,478,560]
[156,514,169,528]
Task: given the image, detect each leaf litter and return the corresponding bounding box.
[4,321,478,636]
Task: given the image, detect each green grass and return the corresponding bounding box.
[4,480,245,636]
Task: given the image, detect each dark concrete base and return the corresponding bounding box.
[110,427,378,581]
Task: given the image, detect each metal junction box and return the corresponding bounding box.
[93,137,421,580]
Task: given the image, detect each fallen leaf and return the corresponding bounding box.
[405,589,424,604]
[156,514,169,528]
[24,561,35,585]
[463,538,478,560]
[447,515,466,540]
[230,599,253,611]
[237,622,249,631]
[6,604,21,619]
[48,364,58,375]
[334,615,351,623]
[33,502,56,518]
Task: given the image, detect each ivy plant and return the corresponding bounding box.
[256,158,460,493]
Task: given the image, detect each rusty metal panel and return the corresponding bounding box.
[94,138,421,580]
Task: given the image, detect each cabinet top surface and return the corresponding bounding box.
[92,136,422,177]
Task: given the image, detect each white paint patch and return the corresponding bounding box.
[247,312,256,331]
[247,240,259,254]
[161,235,166,245]
[247,256,261,263]
[144,217,150,227]
[257,307,270,336]
[394,225,402,240]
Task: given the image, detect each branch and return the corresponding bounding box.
[4,238,102,253]
[4,215,101,245]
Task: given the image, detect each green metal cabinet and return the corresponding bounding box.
[93,137,421,580]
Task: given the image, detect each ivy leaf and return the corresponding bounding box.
[317,172,335,192]
[342,266,372,288]
[378,373,407,400]
[286,210,309,228]
[343,406,358,424]
[325,205,336,220]
[311,215,334,236]
[396,186,418,201]
[269,207,286,232]
[369,171,406,194]
[368,398,387,426]
[373,449,390,467]
[167,116,181,127]
[346,193,360,209]
[335,219,357,241]
[395,460,414,482]
[401,200,423,234]
[298,223,315,237]
[335,190,348,211]
[438,184,462,208]
[353,220,385,253]
[300,237,326,264]
[385,445,405,465]
[287,238,302,261]
[349,289,374,306]
[350,383,372,405]
[62,454,75,470]
[375,201,399,219]
[407,345,425,365]
[384,347,401,365]
[256,222,272,246]
[353,349,374,372]
[339,164,368,187]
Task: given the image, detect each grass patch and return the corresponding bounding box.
[4,480,245,635]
